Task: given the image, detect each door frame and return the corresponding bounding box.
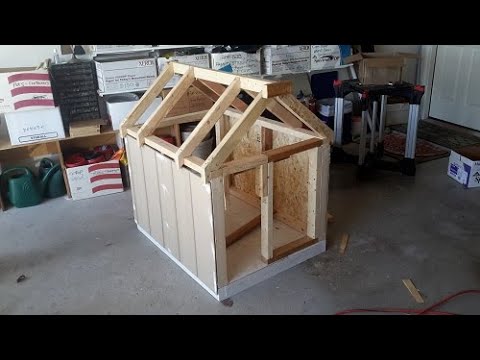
[418,45,438,120]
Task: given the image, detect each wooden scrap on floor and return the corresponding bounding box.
[339,233,349,255]
[402,279,425,304]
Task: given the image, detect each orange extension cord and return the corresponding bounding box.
[335,289,480,315]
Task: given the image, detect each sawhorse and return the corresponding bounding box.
[332,80,425,176]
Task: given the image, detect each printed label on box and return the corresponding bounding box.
[67,160,124,201]
[96,59,157,93]
[311,45,341,70]
[158,54,210,88]
[211,52,260,75]
[263,45,311,75]
[0,70,55,113]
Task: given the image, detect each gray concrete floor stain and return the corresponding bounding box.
[0,157,479,314]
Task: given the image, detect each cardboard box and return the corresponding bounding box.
[311,45,342,70]
[447,148,480,188]
[95,58,158,94]
[90,45,152,53]
[106,97,163,130]
[210,52,260,75]
[66,160,124,200]
[0,68,55,114]
[158,53,210,88]
[345,52,419,84]
[262,45,311,75]
[4,107,66,146]
[161,87,213,117]
[69,119,104,137]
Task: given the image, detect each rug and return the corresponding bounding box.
[384,132,450,163]
[390,121,480,151]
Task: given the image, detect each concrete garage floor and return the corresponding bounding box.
[0,157,479,315]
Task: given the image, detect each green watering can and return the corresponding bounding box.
[39,158,66,199]
[0,163,60,208]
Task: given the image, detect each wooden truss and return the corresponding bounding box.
[121,62,333,183]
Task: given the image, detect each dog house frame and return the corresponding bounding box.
[121,63,333,301]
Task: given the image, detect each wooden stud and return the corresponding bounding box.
[228,187,261,209]
[144,136,178,159]
[211,177,228,287]
[264,236,318,264]
[226,214,262,247]
[120,63,175,137]
[264,138,322,163]
[403,279,425,304]
[245,90,302,128]
[174,124,182,147]
[196,80,249,112]
[307,144,330,241]
[261,162,274,262]
[207,154,268,181]
[262,127,273,152]
[173,62,292,98]
[176,78,242,167]
[224,109,319,141]
[137,67,195,145]
[276,94,334,143]
[203,93,270,173]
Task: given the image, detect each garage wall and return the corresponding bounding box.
[0,45,61,68]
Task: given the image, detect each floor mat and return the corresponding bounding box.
[390,121,480,150]
[384,132,449,163]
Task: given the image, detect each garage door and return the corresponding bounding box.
[429,45,480,131]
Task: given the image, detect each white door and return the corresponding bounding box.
[429,45,480,131]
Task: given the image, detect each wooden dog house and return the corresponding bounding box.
[121,63,333,301]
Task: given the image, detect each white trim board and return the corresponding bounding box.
[418,45,438,120]
[137,225,326,302]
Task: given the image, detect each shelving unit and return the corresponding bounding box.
[0,127,119,211]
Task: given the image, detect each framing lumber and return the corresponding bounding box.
[276,94,334,143]
[120,63,175,137]
[173,63,292,98]
[176,78,242,167]
[226,214,262,247]
[207,154,268,182]
[197,80,249,112]
[261,162,274,262]
[224,109,319,141]
[402,279,425,304]
[203,93,270,173]
[264,138,322,163]
[264,236,318,264]
[245,90,302,128]
[137,67,195,145]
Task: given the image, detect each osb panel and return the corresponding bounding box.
[228,119,262,198]
[227,116,308,229]
[272,132,308,230]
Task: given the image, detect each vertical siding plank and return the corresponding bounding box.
[211,177,228,287]
[172,165,198,275]
[142,146,164,246]
[126,136,151,233]
[156,153,180,259]
[190,172,217,292]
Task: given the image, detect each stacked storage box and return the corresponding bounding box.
[49,61,101,130]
